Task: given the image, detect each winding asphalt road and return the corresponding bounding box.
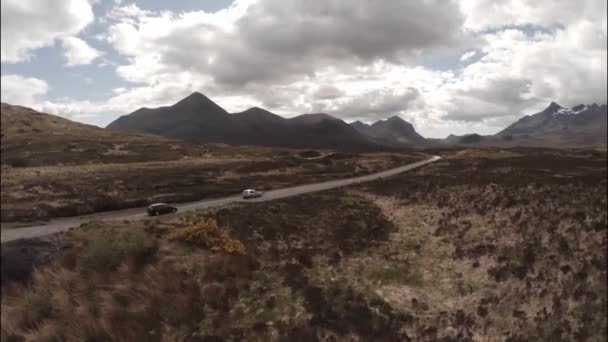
[1,155,441,243]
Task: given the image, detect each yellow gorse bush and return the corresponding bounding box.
[170,218,245,255]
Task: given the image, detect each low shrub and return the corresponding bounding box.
[170,218,246,255]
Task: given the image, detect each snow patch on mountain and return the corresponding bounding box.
[554,105,588,116]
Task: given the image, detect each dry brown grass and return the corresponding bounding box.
[79,227,158,272]
[355,147,608,341]
[3,147,603,341]
[0,102,219,168]
[1,151,421,223]
[0,191,402,341]
[1,262,205,342]
[0,221,205,341]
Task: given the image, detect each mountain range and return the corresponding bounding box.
[108,92,400,151]
[443,102,607,147]
[351,116,427,146]
[2,93,605,156]
[108,92,607,149]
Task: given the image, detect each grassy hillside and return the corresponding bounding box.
[1,103,212,167]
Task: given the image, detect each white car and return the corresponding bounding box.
[242,189,263,199]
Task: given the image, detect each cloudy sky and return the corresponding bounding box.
[1,0,606,138]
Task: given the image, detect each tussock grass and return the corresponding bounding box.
[80,227,158,272]
[1,260,203,341]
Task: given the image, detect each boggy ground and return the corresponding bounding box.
[357,147,606,341]
[1,151,421,223]
[1,147,606,341]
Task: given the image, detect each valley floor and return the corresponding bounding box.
[1,150,421,223]
[1,147,606,341]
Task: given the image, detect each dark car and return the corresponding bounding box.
[147,203,177,216]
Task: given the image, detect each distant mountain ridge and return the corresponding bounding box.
[440,102,607,147]
[5,95,604,167]
[108,92,409,151]
[350,116,427,146]
[106,94,607,149]
[498,102,606,137]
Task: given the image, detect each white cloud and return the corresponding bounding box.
[460,50,477,62]
[60,37,102,66]
[460,0,607,31]
[440,24,607,123]
[76,0,473,131]
[7,0,606,139]
[102,0,469,88]
[1,0,94,62]
[1,74,49,107]
[108,3,152,22]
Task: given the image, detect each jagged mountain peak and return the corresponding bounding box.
[496,101,607,145]
[544,101,564,113]
[351,120,369,127]
[572,104,586,112]
[244,106,266,112]
[174,92,222,109]
[385,115,406,122]
[380,115,414,127]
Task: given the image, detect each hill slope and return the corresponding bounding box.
[434,102,607,147]
[107,93,387,151]
[0,103,207,167]
[496,102,607,145]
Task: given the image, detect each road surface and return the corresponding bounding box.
[1,155,441,243]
